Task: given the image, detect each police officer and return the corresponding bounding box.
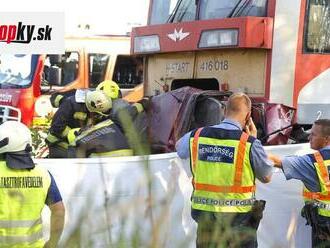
[176,92,273,247]
[271,119,330,247]
[0,121,65,247]
[46,90,112,158]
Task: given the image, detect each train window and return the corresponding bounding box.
[150,0,179,24]
[170,0,197,23]
[199,0,268,20]
[305,0,330,53]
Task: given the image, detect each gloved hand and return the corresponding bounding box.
[67,128,81,145]
[138,97,152,111]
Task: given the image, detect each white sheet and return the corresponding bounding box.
[37,143,314,247]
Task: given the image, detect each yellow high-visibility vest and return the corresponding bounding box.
[190,127,255,213]
[303,151,330,217]
[0,161,51,247]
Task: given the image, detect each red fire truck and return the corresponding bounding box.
[131,0,330,144]
[0,35,144,126]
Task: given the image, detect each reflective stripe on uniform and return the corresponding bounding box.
[60,126,71,138]
[133,103,144,113]
[0,218,41,228]
[314,151,330,191]
[89,149,133,158]
[46,133,59,143]
[192,128,203,173]
[57,142,69,149]
[303,191,320,200]
[234,132,249,186]
[0,230,43,245]
[192,197,255,206]
[76,119,114,141]
[54,95,64,108]
[303,191,330,201]
[73,112,87,121]
[193,182,256,193]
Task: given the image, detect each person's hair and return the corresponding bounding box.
[226,92,251,115]
[314,119,330,137]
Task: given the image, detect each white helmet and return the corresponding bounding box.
[85,90,112,115]
[0,121,32,154]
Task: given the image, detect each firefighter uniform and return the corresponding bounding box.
[110,98,148,149]
[50,89,77,108]
[0,162,51,247]
[0,121,63,247]
[96,79,148,138]
[111,98,145,121]
[68,119,133,158]
[46,79,148,158]
[46,95,89,158]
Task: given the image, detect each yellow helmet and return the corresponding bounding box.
[85,90,112,115]
[96,80,120,99]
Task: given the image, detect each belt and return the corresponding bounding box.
[193,196,255,206]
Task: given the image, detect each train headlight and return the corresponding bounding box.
[199,29,238,48]
[134,35,160,53]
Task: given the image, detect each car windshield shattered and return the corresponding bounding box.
[0,54,37,89]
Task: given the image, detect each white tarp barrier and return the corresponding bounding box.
[37,143,314,247]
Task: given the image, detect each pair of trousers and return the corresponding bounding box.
[193,210,257,248]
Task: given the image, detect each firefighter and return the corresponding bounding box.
[68,90,132,158]
[97,80,150,153]
[0,121,65,247]
[176,92,273,247]
[50,88,77,108]
[96,79,122,100]
[271,119,330,247]
[96,79,148,120]
[68,119,133,158]
[46,90,112,158]
[50,80,149,124]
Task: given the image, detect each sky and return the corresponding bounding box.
[2,0,150,35]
